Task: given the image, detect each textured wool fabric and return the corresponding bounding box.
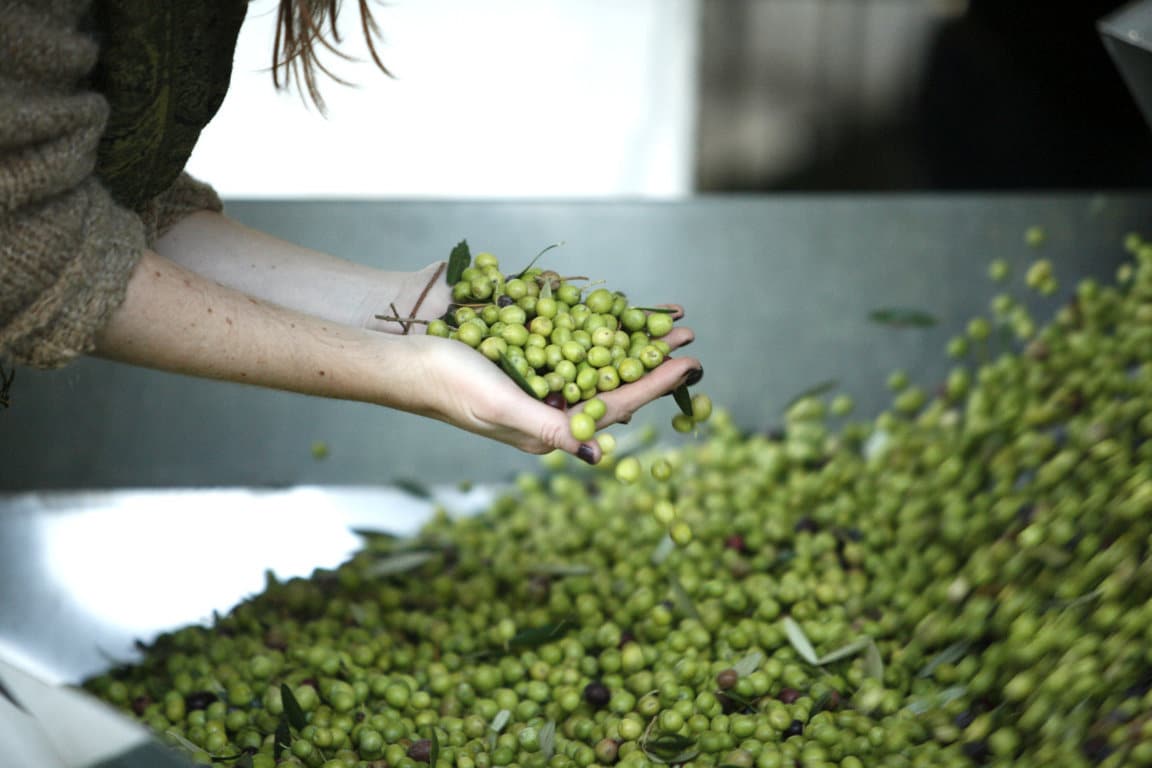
[0,0,237,369]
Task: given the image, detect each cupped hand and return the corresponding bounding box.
[411,306,700,463]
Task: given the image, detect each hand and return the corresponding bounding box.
[411,306,700,463]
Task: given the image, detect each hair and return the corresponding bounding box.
[273,0,392,112]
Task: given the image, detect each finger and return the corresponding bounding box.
[657,326,694,351]
[507,396,604,465]
[596,356,702,426]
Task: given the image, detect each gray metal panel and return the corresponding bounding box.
[1,194,1148,490]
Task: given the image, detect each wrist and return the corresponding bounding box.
[360,261,450,334]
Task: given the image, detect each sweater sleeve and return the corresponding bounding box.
[0,2,219,369]
[137,172,225,244]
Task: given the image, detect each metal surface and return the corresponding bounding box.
[1102,0,1152,130]
[0,486,496,685]
[2,194,1148,490]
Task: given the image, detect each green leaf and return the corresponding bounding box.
[672,385,694,418]
[641,734,699,764]
[631,307,677,314]
[732,651,764,678]
[529,564,593,577]
[280,683,307,731]
[864,639,885,681]
[499,352,541,398]
[816,637,873,666]
[651,534,676,565]
[513,242,564,280]
[917,641,969,678]
[446,241,471,285]
[540,720,557,762]
[273,716,291,760]
[869,307,938,328]
[782,617,818,665]
[645,748,700,765]
[235,755,254,768]
[392,477,433,499]
[349,528,400,541]
[668,573,700,620]
[165,728,204,756]
[508,620,569,649]
[489,709,511,737]
[487,708,510,751]
[367,550,437,577]
[429,726,441,767]
[785,379,839,411]
[906,685,967,715]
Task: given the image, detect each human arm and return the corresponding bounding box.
[94,249,701,461]
[152,209,449,334]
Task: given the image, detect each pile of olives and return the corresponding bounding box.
[84,236,1152,768]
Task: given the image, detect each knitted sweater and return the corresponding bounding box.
[0,0,247,368]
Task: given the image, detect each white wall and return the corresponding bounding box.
[187,0,700,199]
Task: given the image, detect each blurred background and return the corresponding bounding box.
[189,0,1152,198]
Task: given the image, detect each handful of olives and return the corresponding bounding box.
[422,245,679,422]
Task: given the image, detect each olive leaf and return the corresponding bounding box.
[349,528,400,541]
[917,641,969,678]
[273,716,291,759]
[280,683,307,731]
[529,564,593,577]
[668,573,700,620]
[490,709,511,733]
[640,733,699,764]
[391,477,433,499]
[429,726,441,767]
[672,385,694,419]
[540,720,557,761]
[905,685,968,715]
[864,639,885,681]
[499,352,541,398]
[366,550,437,577]
[508,620,569,649]
[488,709,511,751]
[166,728,204,755]
[869,307,938,328]
[782,617,819,665]
[347,603,368,626]
[732,651,764,678]
[632,307,677,314]
[651,534,676,565]
[512,242,565,280]
[785,379,839,411]
[815,637,873,666]
[446,241,471,285]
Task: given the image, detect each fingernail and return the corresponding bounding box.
[577,444,597,465]
[685,367,704,387]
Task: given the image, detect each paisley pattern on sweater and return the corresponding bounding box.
[88,0,248,210]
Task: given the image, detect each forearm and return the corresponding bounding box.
[153,210,441,332]
[93,249,432,409]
